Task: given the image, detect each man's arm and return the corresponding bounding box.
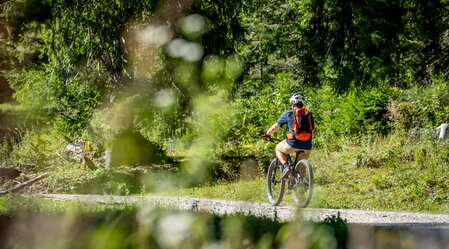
[266,123,281,135]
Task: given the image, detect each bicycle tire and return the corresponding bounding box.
[292,159,314,208]
[267,158,285,206]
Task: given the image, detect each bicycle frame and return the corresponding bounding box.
[286,150,304,168]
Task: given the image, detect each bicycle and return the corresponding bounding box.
[263,137,314,207]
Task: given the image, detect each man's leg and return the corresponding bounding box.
[276,140,296,178]
[275,149,288,164]
[275,140,294,164]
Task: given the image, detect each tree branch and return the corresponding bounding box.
[0,173,48,195]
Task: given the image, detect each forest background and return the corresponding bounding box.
[1,0,449,213]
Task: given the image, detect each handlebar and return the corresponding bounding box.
[261,134,281,142]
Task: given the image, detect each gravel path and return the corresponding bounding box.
[37,194,449,228]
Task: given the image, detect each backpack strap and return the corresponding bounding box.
[307,113,313,132]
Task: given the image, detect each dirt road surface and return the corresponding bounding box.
[37,194,449,229]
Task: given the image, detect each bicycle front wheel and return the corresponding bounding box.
[292,159,314,208]
[267,158,285,206]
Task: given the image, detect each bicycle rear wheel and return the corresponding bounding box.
[267,158,285,206]
[292,159,314,208]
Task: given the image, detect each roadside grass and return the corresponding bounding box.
[158,131,449,214]
[158,164,449,213]
[0,103,25,112]
[0,195,135,215]
[160,178,267,203]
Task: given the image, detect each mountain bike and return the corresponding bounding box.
[264,137,314,207]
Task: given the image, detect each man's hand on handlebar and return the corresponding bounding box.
[261,134,272,141]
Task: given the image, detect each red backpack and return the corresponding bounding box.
[291,108,314,141]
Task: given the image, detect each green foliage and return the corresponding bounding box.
[0,138,11,162]
[10,129,60,169]
[190,0,246,56]
[387,79,449,129]
[219,73,394,153]
[237,0,449,91]
[2,0,158,138]
[0,195,15,214]
[7,66,101,137]
[225,76,449,152]
[309,85,391,148]
[47,166,142,195]
[321,214,348,249]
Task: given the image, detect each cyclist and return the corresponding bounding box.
[262,93,314,178]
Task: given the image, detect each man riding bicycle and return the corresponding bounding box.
[262,93,314,179]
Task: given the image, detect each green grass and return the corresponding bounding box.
[156,131,449,214]
[0,103,25,112]
[160,178,267,202]
[0,195,135,215]
[157,165,449,213]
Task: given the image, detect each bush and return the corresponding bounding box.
[387,79,449,130]
[307,86,391,148]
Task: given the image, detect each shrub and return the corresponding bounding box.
[301,85,392,149]
[387,79,449,130]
